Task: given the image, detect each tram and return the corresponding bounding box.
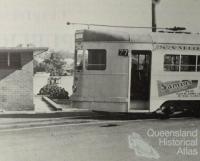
[70,29,200,116]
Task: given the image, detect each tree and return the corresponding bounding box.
[43,52,66,76]
[33,60,46,74]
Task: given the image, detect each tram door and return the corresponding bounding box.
[130,50,151,110]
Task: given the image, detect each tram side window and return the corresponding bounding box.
[75,50,84,70]
[197,56,200,71]
[181,55,196,71]
[164,55,180,71]
[85,49,106,70]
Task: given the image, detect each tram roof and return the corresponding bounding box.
[76,29,200,45]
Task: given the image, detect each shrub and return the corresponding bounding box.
[39,84,69,99]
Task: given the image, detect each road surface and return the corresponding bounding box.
[0,117,199,161]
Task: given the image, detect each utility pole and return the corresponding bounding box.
[152,0,160,32]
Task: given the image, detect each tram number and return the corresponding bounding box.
[119,49,128,56]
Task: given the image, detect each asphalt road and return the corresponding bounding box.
[0,117,199,161]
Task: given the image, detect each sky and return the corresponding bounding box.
[0,0,200,52]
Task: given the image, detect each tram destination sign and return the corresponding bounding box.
[155,44,200,51]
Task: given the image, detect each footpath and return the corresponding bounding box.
[0,96,93,130]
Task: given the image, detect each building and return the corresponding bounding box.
[0,47,48,111]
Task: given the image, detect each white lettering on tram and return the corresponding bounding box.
[155,44,200,51]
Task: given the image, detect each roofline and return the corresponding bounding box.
[0,47,48,52]
[76,29,200,45]
[81,41,200,46]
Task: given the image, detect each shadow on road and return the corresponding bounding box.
[86,111,198,120]
[0,110,198,121]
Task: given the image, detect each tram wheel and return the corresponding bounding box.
[159,105,174,119]
[192,108,200,118]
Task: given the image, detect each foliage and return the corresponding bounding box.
[43,52,66,76]
[39,84,69,99]
[34,50,72,76]
[33,60,46,74]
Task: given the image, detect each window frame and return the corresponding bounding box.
[163,54,200,72]
[75,49,84,71]
[164,54,180,72]
[180,55,196,72]
[197,55,200,72]
[0,52,21,69]
[85,49,107,71]
[0,52,8,68]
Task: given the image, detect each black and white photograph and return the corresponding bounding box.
[0,0,199,161]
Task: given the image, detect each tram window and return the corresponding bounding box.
[181,55,196,72]
[75,50,83,70]
[197,56,200,71]
[85,49,106,70]
[164,55,180,71]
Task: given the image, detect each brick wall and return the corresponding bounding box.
[0,52,34,111]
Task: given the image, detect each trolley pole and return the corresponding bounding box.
[152,0,160,32]
[152,2,156,32]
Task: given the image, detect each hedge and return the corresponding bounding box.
[39,84,69,99]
